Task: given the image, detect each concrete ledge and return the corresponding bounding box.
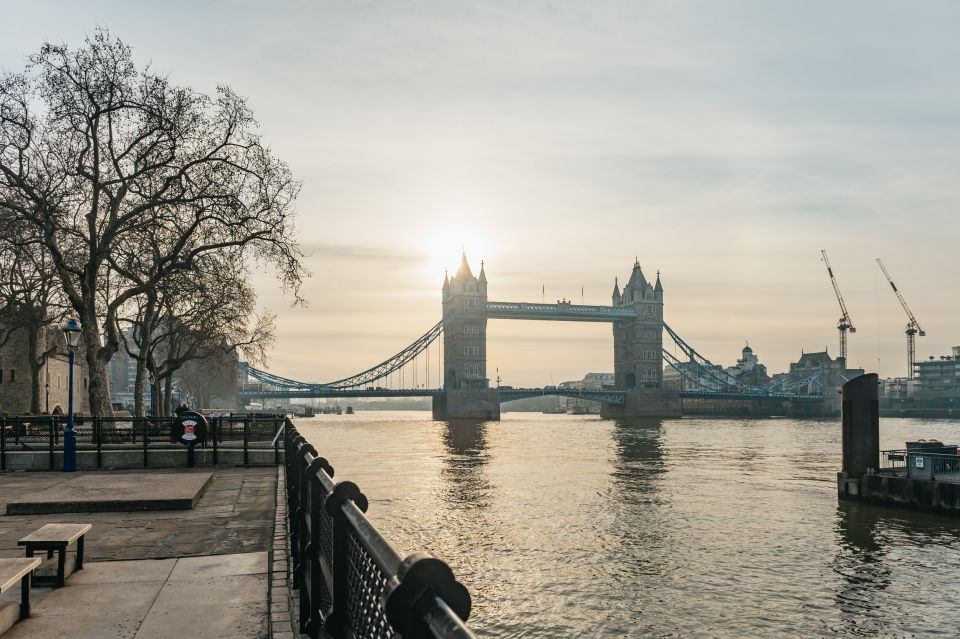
[6,472,213,515]
[838,471,960,515]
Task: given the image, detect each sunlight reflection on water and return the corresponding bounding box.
[299,412,960,637]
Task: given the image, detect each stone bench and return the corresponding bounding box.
[0,557,41,631]
[18,523,92,587]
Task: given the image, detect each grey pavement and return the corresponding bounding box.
[0,467,276,638]
[3,552,268,638]
[0,467,275,561]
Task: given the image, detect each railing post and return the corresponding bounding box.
[274,419,282,466]
[95,418,102,469]
[301,458,329,639]
[143,419,149,468]
[243,417,250,466]
[1,416,6,471]
[49,417,55,470]
[383,552,473,637]
[212,417,219,465]
[324,481,369,637]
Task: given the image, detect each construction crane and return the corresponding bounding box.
[820,250,855,364]
[877,258,925,378]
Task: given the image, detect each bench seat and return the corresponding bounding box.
[0,557,42,620]
[18,523,92,587]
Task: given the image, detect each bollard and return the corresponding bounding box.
[841,373,879,478]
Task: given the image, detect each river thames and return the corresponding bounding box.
[299,413,960,637]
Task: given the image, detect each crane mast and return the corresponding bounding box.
[820,250,855,364]
[876,258,925,378]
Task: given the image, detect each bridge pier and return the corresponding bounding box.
[599,389,681,419]
[433,390,501,421]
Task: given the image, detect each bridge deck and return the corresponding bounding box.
[486,301,637,322]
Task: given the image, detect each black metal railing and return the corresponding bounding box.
[284,419,476,639]
[879,449,960,482]
[0,414,285,470]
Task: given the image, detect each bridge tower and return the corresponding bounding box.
[605,260,681,418]
[434,254,500,420]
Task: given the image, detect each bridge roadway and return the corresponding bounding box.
[239,387,823,405]
[485,301,636,322]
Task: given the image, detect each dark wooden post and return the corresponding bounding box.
[842,373,880,478]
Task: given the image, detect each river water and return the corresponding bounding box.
[298,412,960,638]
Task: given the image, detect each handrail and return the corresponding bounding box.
[283,418,476,638]
[0,414,284,470]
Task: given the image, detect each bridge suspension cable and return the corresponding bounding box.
[243,319,446,391]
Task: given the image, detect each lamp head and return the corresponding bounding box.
[62,318,82,350]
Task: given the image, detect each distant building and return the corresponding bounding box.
[560,372,614,390]
[662,360,731,392]
[786,349,864,412]
[662,343,768,392]
[882,377,913,399]
[559,372,615,413]
[0,309,90,415]
[914,347,960,399]
[725,343,770,387]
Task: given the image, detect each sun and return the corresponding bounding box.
[421,226,493,284]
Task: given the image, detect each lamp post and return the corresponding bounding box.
[62,318,82,472]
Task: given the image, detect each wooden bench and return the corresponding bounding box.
[0,557,42,619]
[18,524,92,587]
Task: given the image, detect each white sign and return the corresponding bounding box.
[915,456,924,469]
[182,420,198,441]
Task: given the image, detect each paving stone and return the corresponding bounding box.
[133,574,267,639]
[69,558,177,585]
[168,551,267,580]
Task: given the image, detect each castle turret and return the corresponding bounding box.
[612,277,621,304]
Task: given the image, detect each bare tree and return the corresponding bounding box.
[0,30,304,415]
[119,249,275,416]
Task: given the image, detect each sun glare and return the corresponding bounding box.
[421,226,494,284]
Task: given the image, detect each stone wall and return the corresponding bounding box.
[0,322,89,415]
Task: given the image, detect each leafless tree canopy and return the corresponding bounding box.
[0,29,305,415]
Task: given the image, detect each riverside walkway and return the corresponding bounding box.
[0,467,277,638]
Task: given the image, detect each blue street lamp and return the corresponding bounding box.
[62,318,82,472]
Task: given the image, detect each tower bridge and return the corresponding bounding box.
[240,256,826,420]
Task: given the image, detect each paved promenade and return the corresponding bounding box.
[0,467,276,638]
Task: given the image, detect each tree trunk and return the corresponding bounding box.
[133,300,156,418]
[150,377,162,417]
[134,358,147,418]
[80,307,114,417]
[163,376,174,417]
[26,323,42,414]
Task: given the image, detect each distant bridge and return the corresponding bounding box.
[238,258,830,417]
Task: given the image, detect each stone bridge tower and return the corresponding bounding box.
[442,254,488,390]
[435,255,499,420]
[606,260,680,418]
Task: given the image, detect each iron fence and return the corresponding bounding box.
[879,449,960,483]
[284,419,476,639]
[0,414,284,470]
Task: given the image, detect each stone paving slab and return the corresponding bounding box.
[2,552,268,638]
[0,468,274,562]
[6,472,213,515]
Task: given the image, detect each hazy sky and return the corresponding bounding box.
[3,1,959,385]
